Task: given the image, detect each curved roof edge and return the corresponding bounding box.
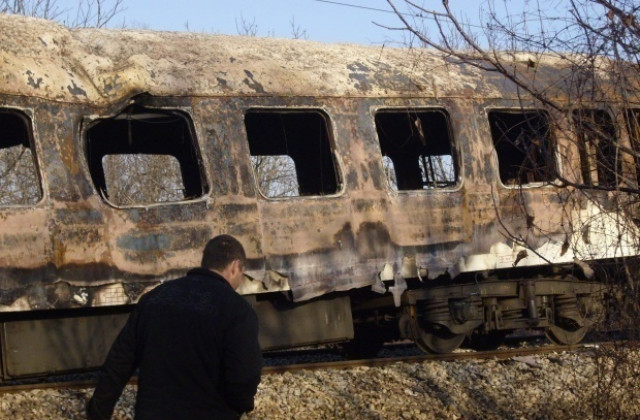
[0,14,600,104]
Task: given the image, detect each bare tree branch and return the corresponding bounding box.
[0,0,124,27]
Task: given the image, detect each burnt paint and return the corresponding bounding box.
[216,77,230,92]
[355,221,393,259]
[67,80,88,98]
[218,203,259,218]
[116,227,213,252]
[54,209,103,224]
[124,202,210,225]
[26,71,43,89]
[243,70,266,94]
[0,18,630,311]
[37,104,96,201]
[0,92,575,308]
[352,198,388,213]
[0,263,192,309]
[366,161,385,190]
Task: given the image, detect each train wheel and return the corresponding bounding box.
[546,293,595,346]
[411,322,466,354]
[545,319,589,345]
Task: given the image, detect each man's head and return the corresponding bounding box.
[201,235,247,289]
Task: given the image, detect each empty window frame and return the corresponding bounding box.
[375,109,458,191]
[573,109,620,187]
[85,106,207,206]
[244,109,340,198]
[488,110,556,186]
[0,110,42,205]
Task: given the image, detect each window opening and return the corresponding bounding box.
[375,109,457,191]
[86,105,207,206]
[0,110,41,205]
[488,110,556,186]
[573,109,619,187]
[244,110,339,198]
[250,155,299,197]
[102,155,186,204]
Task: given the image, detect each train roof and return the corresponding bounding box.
[0,13,607,105]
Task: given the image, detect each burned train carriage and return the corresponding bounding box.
[0,14,637,379]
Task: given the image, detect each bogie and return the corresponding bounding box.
[394,273,603,353]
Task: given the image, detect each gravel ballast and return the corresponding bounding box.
[1,349,639,419]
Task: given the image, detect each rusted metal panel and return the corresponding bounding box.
[0,14,639,314]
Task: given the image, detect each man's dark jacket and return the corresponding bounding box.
[87,268,263,420]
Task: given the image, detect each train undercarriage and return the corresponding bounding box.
[0,265,607,381]
[348,267,605,356]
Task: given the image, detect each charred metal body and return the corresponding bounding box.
[0,15,636,378]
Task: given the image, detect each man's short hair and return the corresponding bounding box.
[201,235,247,271]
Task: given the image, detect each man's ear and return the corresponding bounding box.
[231,259,245,281]
[227,259,245,289]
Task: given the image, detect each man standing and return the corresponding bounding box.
[87,235,263,420]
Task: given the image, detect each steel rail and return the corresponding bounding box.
[262,343,585,374]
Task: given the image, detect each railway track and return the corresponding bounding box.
[0,338,600,394]
[262,342,587,374]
